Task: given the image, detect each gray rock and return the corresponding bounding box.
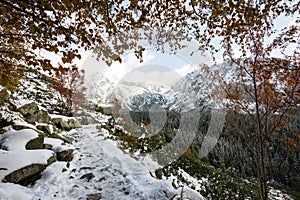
[51,118,63,125]
[86,193,102,200]
[3,164,45,185]
[24,114,37,124]
[52,118,71,131]
[56,149,74,162]
[0,129,43,150]
[102,106,113,115]
[61,121,71,131]
[2,155,56,186]
[11,124,44,136]
[36,124,51,135]
[18,102,51,124]
[43,143,53,150]
[18,102,39,116]
[0,89,10,105]
[12,124,33,131]
[25,110,50,124]
[155,168,163,180]
[67,119,82,129]
[25,136,44,150]
[36,110,51,124]
[80,173,95,181]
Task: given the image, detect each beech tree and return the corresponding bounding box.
[190,2,299,199]
[222,57,299,200]
[190,1,298,197]
[215,2,299,198]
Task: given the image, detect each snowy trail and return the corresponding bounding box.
[27,124,203,200]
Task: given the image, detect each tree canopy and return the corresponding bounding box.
[1,0,298,89]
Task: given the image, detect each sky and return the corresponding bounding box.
[80,39,212,92]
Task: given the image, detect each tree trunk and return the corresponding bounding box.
[253,69,268,200]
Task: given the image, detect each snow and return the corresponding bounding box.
[0,129,39,151]
[0,149,55,181]
[98,103,113,107]
[43,137,72,153]
[0,182,33,200]
[269,188,293,200]
[0,118,293,200]
[177,168,208,192]
[16,100,34,110]
[0,106,23,122]
[43,138,64,147]
[13,121,39,131]
[49,114,74,121]
[26,124,205,200]
[51,145,70,153]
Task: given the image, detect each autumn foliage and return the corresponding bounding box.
[51,66,86,116]
[222,57,299,200]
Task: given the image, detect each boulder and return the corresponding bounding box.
[155,168,163,180]
[0,89,10,105]
[12,124,33,131]
[36,110,51,124]
[80,173,95,181]
[86,193,102,200]
[52,118,71,131]
[0,129,39,151]
[60,121,71,131]
[36,124,52,135]
[102,106,113,115]
[67,119,82,129]
[25,136,44,150]
[18,102,50,124]
[24,113,38,124]
[3,164,44,186]
[11,121,39,132]
[43,143,53,150]
[2,155,56,186]
[51,117,62,124]
[52,125,60,133]
[25,110,51,124]
[56,149,74,162]
[18,102,39,116]
[51,118,63,127]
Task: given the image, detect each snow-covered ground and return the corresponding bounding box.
[0,124,204,200]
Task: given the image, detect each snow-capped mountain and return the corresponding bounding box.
[96,69,212,113]
[166,70,210,112]
[126,92,168,111]
[93,61,244,115]
[115,71,210,112]
[95,77,170,107]
[115,62,238,113]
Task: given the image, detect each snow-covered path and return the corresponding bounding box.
[26,124,203,200]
